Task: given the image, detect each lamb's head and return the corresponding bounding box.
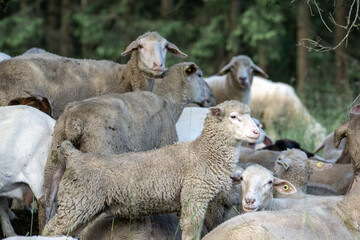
[334,94,360,180]
[239,164,296,212]
[218,55,268,89]
[206,100,260,143]
[274,149,332,194]
[121,31,187,77]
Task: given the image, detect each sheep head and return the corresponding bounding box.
[239,164,296,212]
[121,32,187,77]
[207,100,260,143]
[218,55,268,89]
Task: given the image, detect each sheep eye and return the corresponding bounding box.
[239,176,243,181]
[230,115,236,119]
[138,44,143,49]
[283,184,289,191]
[268,180,273,184]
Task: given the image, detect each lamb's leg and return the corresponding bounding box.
[179,187,211,240]
[0,197,16,237]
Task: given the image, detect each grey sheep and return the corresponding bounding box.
[0,32,187,118]
[204,55,268,105]
[42,100,261,240]
[39,62,208,231]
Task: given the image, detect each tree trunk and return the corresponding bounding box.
[227,0,241,60]
[257,44,267,73]
[60,0,74,57]
[334,0,350,98]
[45,0,60,54]
[296,2,311,93]
[161,0,174,18]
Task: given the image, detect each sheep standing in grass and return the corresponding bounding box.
[0,32,187,118]
[40,62,207,231]
[42,100,260,239]
[204,55,268,105]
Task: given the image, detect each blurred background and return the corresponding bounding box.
[0,0,359,149]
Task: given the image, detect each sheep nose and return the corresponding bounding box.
[154,61,163,67]
[245,198,256,205]
[253,130,260,137]
[239,77,247,81]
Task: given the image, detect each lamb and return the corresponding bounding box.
[7,91,54,118]
[39,62,208,231]
[0,105,55,237]
[204,55,268,105]
[0,52,10,61]
[250,76,326,146]
[202,96,360,240]
[0,32,187,118]
[42,100,260,239]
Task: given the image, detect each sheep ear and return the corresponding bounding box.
[273,178,297,194]
[276,158,290,170]
[252,63,269,79]
[263,135,274,146]
[334,121,349,148]
[309,160,332,171]
[185,64,197,76]
[350,104,360,115]
[121,40,139,56]
[167,42,188,58]
[218,62,232,76]
[8,99,21,105]
[209,107,225,119]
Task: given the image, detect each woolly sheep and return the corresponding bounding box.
[250,76,326,146]
[39,62,208,231]
[0,32,187,118]
[0,106,55,237]
[42,100,260,239]
[204,55,268,105]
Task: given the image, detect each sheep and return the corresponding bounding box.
[314,131,346,160]
[0,105,55,237]
[176,107,271,147]
[273,149,335,198]
[334,94,360,192]
[204,55,268,105]
[42,100,260,239]
[202,97,360,240]
[0,52,10,61]
[7,91,54,118]
[39,62,208,231]
[250,76,326,146]
[238,147,280,170]
[0,32,187,118]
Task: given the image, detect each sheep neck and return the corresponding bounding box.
[125,52,154,91]
[193,118,242,175]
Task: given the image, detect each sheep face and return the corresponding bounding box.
[219,55,268,89]
[239,165,296,212]
[121,32,187,77]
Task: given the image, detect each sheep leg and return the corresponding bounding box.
[0,197,16,237]
[179,187,210,240]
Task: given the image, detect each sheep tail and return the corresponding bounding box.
[65,116,83,146]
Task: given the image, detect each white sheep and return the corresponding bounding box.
[204,55,268,105]
[0,106,55,237]
[0,52,11,61]
[42,100,260,240]
[0,32,187,118]
[250,76,326,146]
[39,62,208,231]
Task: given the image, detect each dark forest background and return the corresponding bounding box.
[0,0,359,142]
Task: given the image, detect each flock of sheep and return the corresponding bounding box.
[0,31,359,240]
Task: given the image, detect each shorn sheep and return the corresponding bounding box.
[204,55,268,105]
[250,76,326,146]
[42,100,260,240]
[0,106,55,237]
[202,94,360,240]
[0,32,187,118]
[39,62,208,230]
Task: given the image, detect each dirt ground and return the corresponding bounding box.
[0,209,39,239]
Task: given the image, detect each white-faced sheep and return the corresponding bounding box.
[204,55,268,105]
[0,32,187,118]
[39,62,208,231]
[250,76,326,146]
[42,100,260,239]
[0,106,55,237]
